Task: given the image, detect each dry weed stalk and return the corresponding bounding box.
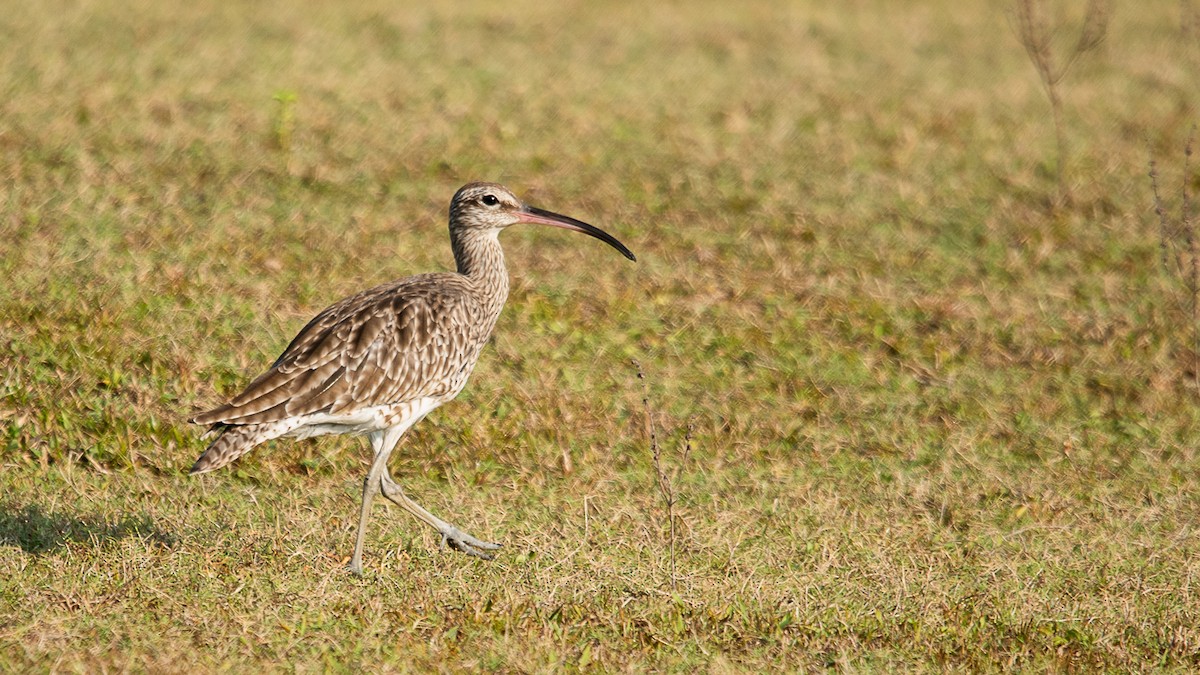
[633,359,692,593]
[1184,0,1200,71]
[1012,0,1109,206]
[1149,126,1198,392]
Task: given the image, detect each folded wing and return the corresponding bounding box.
[191,275,478,426]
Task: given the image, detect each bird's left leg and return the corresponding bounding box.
[348,430,394,576]
[380,469,502,559]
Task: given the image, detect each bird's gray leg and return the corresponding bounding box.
[380,469,502,560]
[349,430,393,576]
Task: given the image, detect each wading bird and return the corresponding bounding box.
[189,182,636,574]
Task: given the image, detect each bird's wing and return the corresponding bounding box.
[191,276,481,426]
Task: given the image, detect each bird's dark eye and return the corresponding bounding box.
[481,194,499,206]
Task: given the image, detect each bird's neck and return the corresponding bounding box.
[451,227,510,319]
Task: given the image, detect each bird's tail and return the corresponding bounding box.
[190,422,290,474]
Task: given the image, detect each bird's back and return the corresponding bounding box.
[192,272,495,428]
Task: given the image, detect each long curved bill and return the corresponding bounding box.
[519,205,637,262]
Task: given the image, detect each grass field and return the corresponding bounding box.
[2,0,1200,670]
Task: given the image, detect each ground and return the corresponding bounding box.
[2,0,1199,671]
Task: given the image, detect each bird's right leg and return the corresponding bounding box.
[380,469,502,560]
[349,430,391,576]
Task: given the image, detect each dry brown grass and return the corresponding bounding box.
[2,0,1200,670]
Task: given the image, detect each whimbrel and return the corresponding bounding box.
[189,182,635,574]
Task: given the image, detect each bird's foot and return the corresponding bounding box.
[438,526,502,560]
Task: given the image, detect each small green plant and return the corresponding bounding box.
[271,89,298,155]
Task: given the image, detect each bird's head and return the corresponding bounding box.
[448,182,636,261]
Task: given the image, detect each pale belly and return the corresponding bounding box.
[283,396,446,440]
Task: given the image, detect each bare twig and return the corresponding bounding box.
[1185,0,1200,38]
[1149,125,1200,393]
[1151,156,1171,270]
[633,359,690,593]
[1063,0,1110,75]
[1012,0,1110,206]
[1187,131,1197,392]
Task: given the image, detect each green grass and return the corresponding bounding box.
[3,0,1200,670]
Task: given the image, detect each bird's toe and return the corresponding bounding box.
[440,527,501,559]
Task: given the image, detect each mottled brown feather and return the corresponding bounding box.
[190,273,492,427]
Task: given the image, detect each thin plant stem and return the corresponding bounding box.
[1012,0,1109,206]
[633,359,683,593]
[1184,128,1197,390]
[1149,125,1200,394]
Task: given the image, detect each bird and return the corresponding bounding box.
[188,182,636,575]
